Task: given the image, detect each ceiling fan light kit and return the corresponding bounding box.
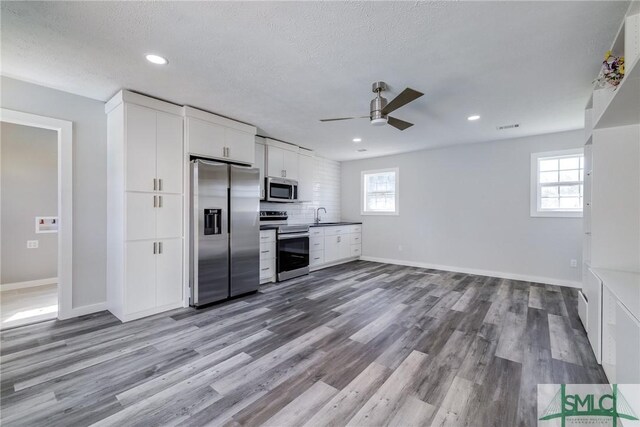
[320,81,424,131]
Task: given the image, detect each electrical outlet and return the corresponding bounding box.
[570,259,578,268]
[27,240,39,249]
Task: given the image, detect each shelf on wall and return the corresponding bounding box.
[593,56,640,129]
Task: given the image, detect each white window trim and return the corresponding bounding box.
[530,148,583,218]
[361,167,399,216]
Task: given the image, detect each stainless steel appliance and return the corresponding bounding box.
[277,224,309,281]
[190,159,260,306]
[265,177,299,203]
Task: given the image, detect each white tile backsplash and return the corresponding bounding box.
[261,156,341,224]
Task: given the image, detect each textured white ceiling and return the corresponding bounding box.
[0,1,629,160]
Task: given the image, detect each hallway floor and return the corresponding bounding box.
[1,283,57,330]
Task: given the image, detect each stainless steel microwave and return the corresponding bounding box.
[266,177,298,203]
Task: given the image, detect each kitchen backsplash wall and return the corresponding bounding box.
[261,156,341,224]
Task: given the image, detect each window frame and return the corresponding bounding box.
[361,167,399,216]
[530,148,584,218]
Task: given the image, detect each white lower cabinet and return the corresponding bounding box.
[259,230,276,284]
[311,224,361,271]
[586,269,602,363]
[124,239,183,318]
[125,241,156,314]
[615,301,640,384]
[602,285,640,384]
[587,268,640,384]
[156,239,184,306]
[310,250,325,267]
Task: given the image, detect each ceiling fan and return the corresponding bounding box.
[320,82,424,131]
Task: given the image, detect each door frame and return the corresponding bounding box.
[0,108,73,319]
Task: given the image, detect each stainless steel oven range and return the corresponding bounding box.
[276,224,309,281]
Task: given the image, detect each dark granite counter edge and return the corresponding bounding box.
[260,221,362,231]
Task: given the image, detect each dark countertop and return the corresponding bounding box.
[259,221,362,231]
[308,222,362,227]
[259,224,279,230]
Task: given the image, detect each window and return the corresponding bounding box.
[531,149,584,217]
[361,168,399,215]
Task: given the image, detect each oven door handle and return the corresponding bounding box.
[278,233,310,240]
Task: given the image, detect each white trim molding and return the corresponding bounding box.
[1,108,74,319]
[1,277,58,292]
[361,167,400,216]
[360,256,582,289]
[530,148,584,218]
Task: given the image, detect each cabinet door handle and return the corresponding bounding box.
[153,242,157,254]
[153,195,157,208]
[261,250,269,253]
[314,257,321,260]
[159,179,163,191]
[158,242,163,254]
[261,267,269,271]
[153,178,157,191]
[284,170,287,177]
[227,147,230,158]
[159,195,163,208]
[337,236,341,243]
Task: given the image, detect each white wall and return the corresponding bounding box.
[341,130,584,287]
[1,77,107,307]
[1,122,58,284]
[261,156,341,224]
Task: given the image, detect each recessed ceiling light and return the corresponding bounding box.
[467,115,480,121]
[145,54,168,65]
[353,138,362,143]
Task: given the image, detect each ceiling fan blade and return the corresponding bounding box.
[319,116,369,122]
[382,88,424,115]
[387,116,414,131]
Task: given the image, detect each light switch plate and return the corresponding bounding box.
[27,240,39,249]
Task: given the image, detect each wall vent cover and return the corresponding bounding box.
[496,123,520,130]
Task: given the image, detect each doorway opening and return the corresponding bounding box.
[0,109,73,328]
[1,123,58,328]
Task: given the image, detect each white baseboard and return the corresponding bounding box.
[359,256,582,289]
[1,277,58,291]
[61,302,108,319]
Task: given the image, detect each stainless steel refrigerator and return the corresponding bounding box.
[190,159,260,307]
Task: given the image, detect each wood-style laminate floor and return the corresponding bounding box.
[0,261,606,426]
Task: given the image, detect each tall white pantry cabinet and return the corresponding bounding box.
[106,91,184,322]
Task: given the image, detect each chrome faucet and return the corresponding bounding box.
[315,207,327,224]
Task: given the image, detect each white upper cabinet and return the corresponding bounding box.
[187,117,226,159]
[298,151,314,202]
[125,104,183,194]
[282,148,299,180]
[225,127,255,164]
[183,106,256,165]
[255,139,266,199]
[126,104,157,192]
[156,112,183,194]
[266,143,299,180]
